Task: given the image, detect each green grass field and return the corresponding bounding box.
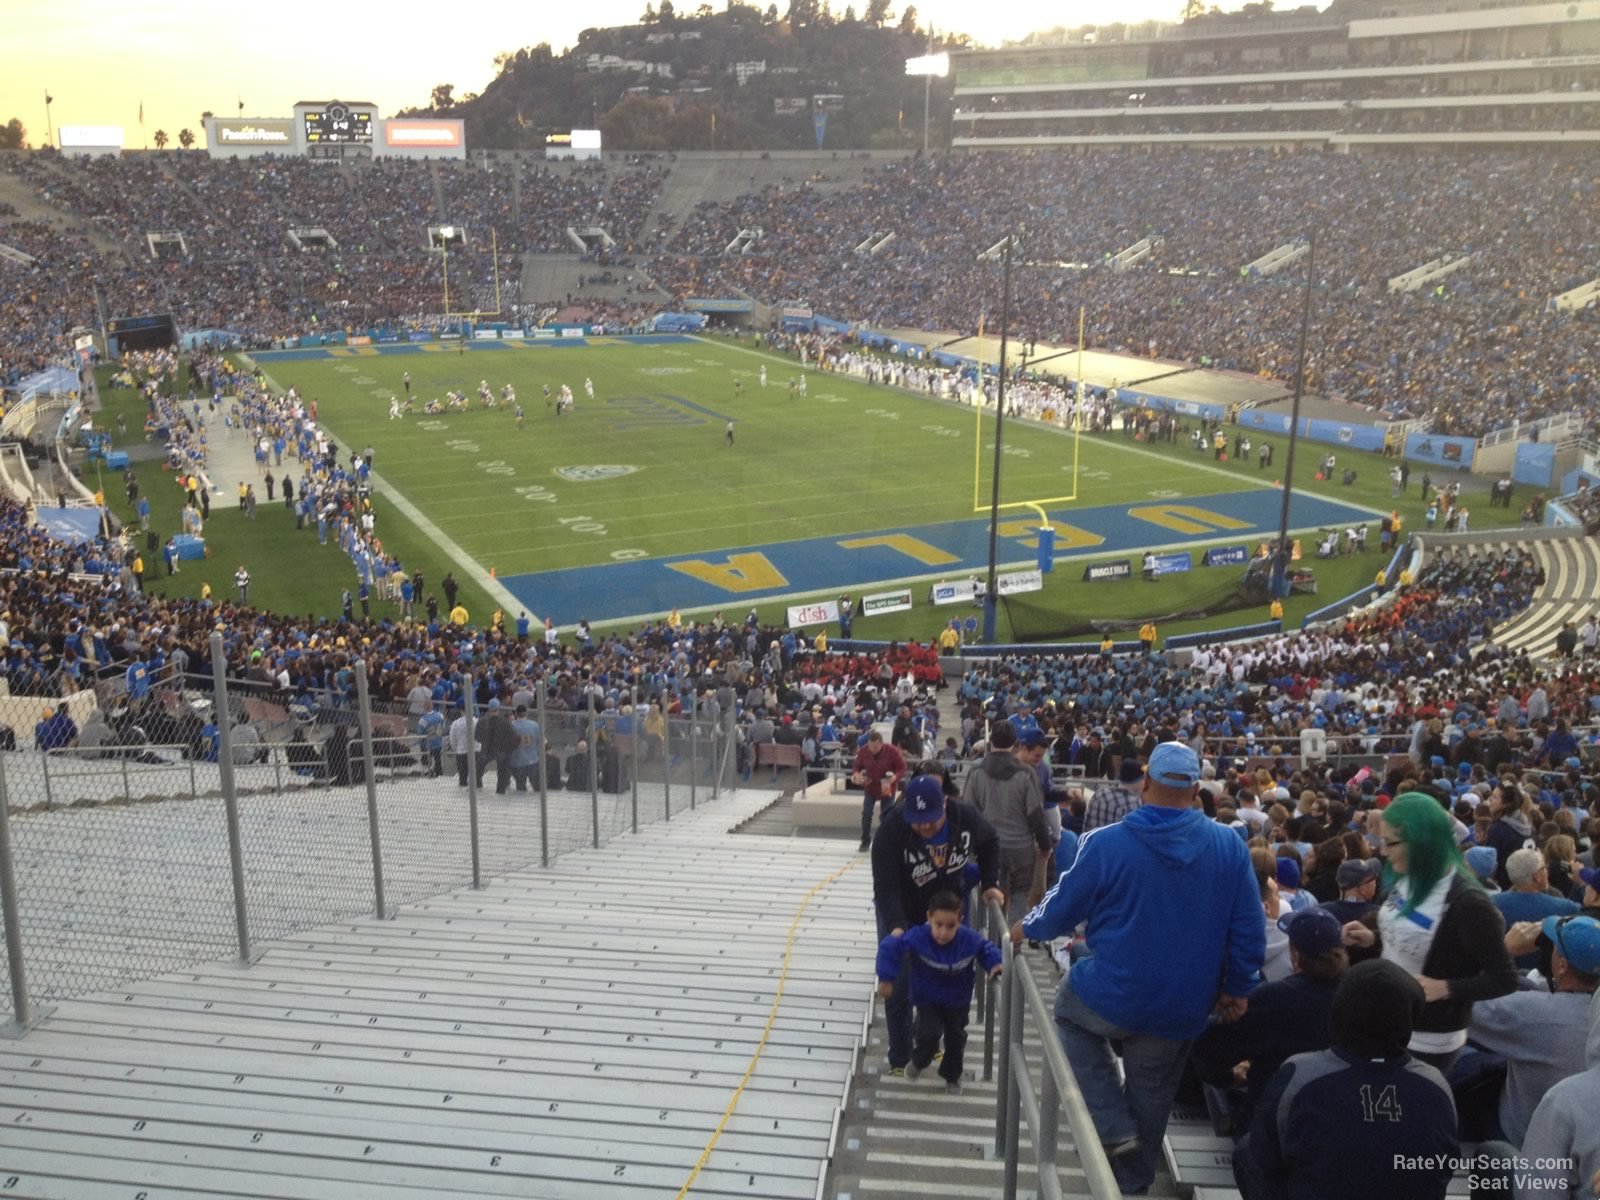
[96,336,1521,644]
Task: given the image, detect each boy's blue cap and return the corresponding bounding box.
[1147,741,1200,787]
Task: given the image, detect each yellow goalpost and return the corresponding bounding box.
[441,227,504,319]
[972,306,1087,533]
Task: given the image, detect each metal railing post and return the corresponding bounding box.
[689,706,699,811]
[0,755,40,1032]
[463,673,480,890]
[724,707,737,793]
[463,675,480,860]
[535,680,549,868]
[629,685,639,834]
[119,752,131,802]
[209,633,252,964]
[587,691,600,849]
[353,660,387,920]
[39,752,52,810]
[994,904,1014,1158]
[982,902,999,1081]
[663,708,672,821]
[1002,938,1024,1200]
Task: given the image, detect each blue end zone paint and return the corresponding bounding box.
[501,489,1377,624]
[252,334,697,363]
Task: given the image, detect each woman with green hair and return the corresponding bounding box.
[1341,792,1517,1070]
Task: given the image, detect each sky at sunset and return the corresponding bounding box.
[4,0,1200,146]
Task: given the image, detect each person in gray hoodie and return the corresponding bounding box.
[1516,970,1600,1199]
[1462,915,1600,1145]
[963,720,1051,920]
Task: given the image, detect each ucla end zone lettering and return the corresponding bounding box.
[500,488,1377,624]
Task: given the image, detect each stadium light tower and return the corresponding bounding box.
[982,233,1016,644]
[904,50,949,155]
[1271,231,1317,600]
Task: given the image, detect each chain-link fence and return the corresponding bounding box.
[0,638,739,1023]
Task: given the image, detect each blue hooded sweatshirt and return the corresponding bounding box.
[1021,804,1264,1040]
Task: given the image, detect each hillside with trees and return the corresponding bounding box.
[397,1,965,151]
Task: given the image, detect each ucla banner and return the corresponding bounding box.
[930,579,978,606]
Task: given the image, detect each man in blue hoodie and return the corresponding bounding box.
[1017,740,1264,1195]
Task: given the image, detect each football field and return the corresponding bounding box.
[252,333,1394,632]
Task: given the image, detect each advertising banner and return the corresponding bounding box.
[786,600,839,627]
[996,569,1044,596]
[59,125,123,148]
[1203,545,1249,567]
[1236,410,1294,434]
[774,98,808,115]
[1404,431,1478,468]
[1303,418,1386,453]
[930,580,979,606]
[1082,561,1132,583]
[685,298,755,314]
[213,119,294,147]
[1144,551,1193,578]
[382,119,463,148]
[862,589,913,616]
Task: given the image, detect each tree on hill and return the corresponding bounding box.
[0,118,25,149]
[153,129,169,149]
[864,0,890,24]
[178,128,195,149]
[424,6,954,149]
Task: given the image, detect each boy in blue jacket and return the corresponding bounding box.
[877,889,1003,1093]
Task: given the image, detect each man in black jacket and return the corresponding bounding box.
[1192,908,1348,1132]
[1233,960,1458,1200]
[474,699,519,794]
[871,774,1002,1074]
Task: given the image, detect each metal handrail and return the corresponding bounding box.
[986,897,1121,1200]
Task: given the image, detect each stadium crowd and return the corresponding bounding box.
[7,147,1598,442]
[656,148,1599,438]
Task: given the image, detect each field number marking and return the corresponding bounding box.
[985,441,1032,459]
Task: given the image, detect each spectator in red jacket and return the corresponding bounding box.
[853,729,907,851]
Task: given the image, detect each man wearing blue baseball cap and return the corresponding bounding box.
[1515,918,1600,1199]
[1016,740,1264,1194]
[1457,914,1600,1145]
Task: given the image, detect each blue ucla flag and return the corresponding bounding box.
[813,111,827,149]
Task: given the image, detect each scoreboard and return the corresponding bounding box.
[302,102,373,145]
